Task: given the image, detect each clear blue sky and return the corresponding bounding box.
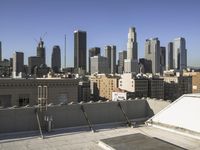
[0,0,200,67]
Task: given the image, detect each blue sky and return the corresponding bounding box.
[0,0,200,67]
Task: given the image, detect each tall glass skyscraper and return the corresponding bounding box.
[168,42,173,70]
[145,38,160,74]
[74,30,87,72]
[173,37,187,71]
[105,45,116,74]
[51,45,61,73]
[88,47,100,73]
[118,51,127,74]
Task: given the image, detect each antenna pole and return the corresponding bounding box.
[64,34,66,68]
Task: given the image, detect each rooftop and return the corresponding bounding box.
[0,94,200,149]
[0,125,199,150]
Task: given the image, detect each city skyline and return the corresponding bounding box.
[0,0,200,67]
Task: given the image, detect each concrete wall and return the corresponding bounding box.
[0,99,170,134]
[146,99,171,117]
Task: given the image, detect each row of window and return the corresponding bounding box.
[0,83,78,87]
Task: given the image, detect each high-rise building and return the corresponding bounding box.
[90,56,109,74]
[51,45,61,73]
[145,38,161,74]
[105,45,116,74]
[74,30,87,72]
[127,27,137,60]
[28,56,43,74]
[118,51,127,74]
[0,41,2,61]
[124,27,138,73]
[124,59,138,73]
[13,52,24,76]
[88,47,100,73]
[160,46,166,74]
[139,58,152,74]
[36,38,46,65]
[173,37,187,71]
[168,42,173,70]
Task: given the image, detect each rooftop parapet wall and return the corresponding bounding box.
[0,99,170,134]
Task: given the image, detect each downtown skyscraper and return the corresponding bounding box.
[88,47,100,74]
[145,38,160,74]
[168,42,174,70]
[37,38,46,65]
[74,30,87,72]
[124,27,138,73]
[168,37,187,71]
[160,46,166,74]
[118,51,127,74]
[173,37,187,71]
[13,51,24,76]
[51,45,61,73]
[105,45,116,74]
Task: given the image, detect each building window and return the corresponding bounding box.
[18,95,30,106]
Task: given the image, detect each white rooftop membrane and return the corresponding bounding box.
[148,94,200,136]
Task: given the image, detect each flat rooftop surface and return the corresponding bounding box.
[99,133,186,150]
[0,125,199,150]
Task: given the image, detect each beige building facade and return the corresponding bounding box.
[183,72,200,93]
[90,74,118,101]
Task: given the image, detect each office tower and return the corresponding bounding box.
[51,45,61,73]
[124,59,138,73]
[74,30,87,72]
[139,58,152,74]
[37,38,46,65]
[88,47,101,73]
[127,27,137,60]
[168,42,173,70]
[173,37,187,71]
[145,38,161,74]
[105,45,116,74]
[28,56,43,74]
[90,56,109,74]
[124,27,138,73]
[160,46,166,74]
[13,52,24,76]
[0,41,2,61]
[118,51,127,74]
